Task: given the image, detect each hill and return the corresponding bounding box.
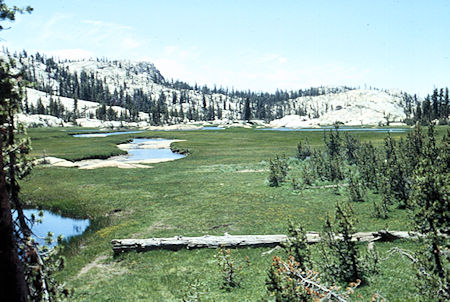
[3,49,417,127]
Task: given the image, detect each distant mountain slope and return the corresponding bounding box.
[2,49,417,127]
[270,89,408,127]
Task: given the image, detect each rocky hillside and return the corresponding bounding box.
[3,49,417,127]
[270,89,410,127]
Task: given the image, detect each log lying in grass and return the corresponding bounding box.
[111,230,419,255]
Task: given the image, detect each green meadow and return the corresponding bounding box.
[20,126,447,301]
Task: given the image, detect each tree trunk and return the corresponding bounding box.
[111,231,421,255]
[8,111,31,238]
[0,135,28,301]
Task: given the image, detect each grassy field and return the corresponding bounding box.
[19,126,447,301]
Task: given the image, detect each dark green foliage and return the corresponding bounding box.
[282,220,310,271]
[309,146,344,184]
[324,127,341,159]
[413,87,449,125]
[296,138,312,160]
[327,157,344,183]
[311,129,346,183]
[243,97,251,121]
[217,247,240,291]
[343,133,360,165]
[355,142,381,191]
[0,1,32,31]
[409,126,449,301]
[310,149,328,181]
[401,125,424,174]
[300,161,315,187]
[382,134,410,209]
[319,202,366,284]
[268,155,289,187]
[36,98,45,114]
[347,171,366,202]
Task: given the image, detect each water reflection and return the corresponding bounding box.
[15,209,90,247]
[121,138,186,161]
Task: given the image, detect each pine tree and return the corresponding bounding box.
[72,96,78,122]
[243,97,251,121]
[431,88,439,121]
[422,96,432,124]
[324,127,341,159]
[382,133,409,208]
[268,155,289,187]
[442,87,449,122]
[36,98,45,114]
[409,127,449,301]
[414,102,422,123]
[320,201,365,284]
[356,142,380,191]
[343,133,360,165]
[283,220,310,271]
[296,138,312,160]
[0,52,30,302]
[347,171,366,202]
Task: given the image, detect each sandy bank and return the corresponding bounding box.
[34,139,186,169]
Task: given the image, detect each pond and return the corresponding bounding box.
[201,126,225,130]
[15,209,90,247]
[258,127,408,132]
[73,130,143,137]
[121,138,186,161]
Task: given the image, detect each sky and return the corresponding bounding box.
[1,0,449,96]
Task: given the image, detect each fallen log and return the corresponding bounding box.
[111,230,420,255]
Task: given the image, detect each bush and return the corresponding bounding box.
[268,155,289,187]
[296,138,312,160]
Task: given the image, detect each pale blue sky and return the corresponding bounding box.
[1,0,449,96]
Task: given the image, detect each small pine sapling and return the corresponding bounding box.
[300,162,315,187]
[282,220,311,271]
[319,202,366,284]
[216,246,240,291]
[268,155,289,187]
[347,171,366,202]
[296,138,312,160]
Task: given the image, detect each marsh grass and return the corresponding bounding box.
[19,126,448,301]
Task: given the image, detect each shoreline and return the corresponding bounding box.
[34,138,186,169]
